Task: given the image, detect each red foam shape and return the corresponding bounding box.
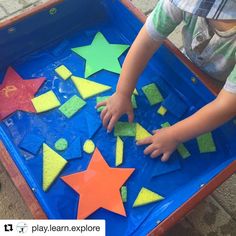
[61,148,135,219]
[0,67,45,120]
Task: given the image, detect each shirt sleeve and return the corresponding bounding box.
[223,64,236,94]
[145,0,183,41]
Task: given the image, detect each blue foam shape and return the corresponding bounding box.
[151,156,181,178]
[86,111,102,138]
[162,93,188,118]
[19,134,44,155]
[63,136,82,160]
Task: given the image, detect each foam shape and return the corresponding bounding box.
[71,32,130,78]
[177,144,191,159]
[63,137,82,160]
[133,187,164,207]
[61,148,135,219]
[55,65,72,80]
[19,134,44,155]
[114,122,136,137]
[121,186,127,203]
[0,67,45,120]
[157,106,167,116]
[161,122,171,128]
[133,89,138,96]
[197,132,216,153]
[135,123,151,141]
[55,138,68,151]
[83,139,95,154]
[32,91,60,113]
[71,76,111,99]
[96,96,110,112]
[131,95,137,109]
[142,83,163,106]
[162,93,188,118]
[85,111,102,138]
[151,156,181,177]
[116,137,124,166]
[59,95,86,118]
[43,144,67,191]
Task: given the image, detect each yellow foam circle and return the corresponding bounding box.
[133,187,164,207]
[135,123,151,141]
[83,139,95,154]
[116,136,124,166]
[32,91,61,113]
[71,76,111,99]
[55,65,72,80]
[43,144,67,191]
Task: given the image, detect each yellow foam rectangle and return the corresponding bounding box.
[116,136,124,166]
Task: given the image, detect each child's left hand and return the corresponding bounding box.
[136,127,180,162]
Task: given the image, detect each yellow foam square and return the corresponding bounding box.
[55,65,72,80]
[32,91,61,113]
[157,106,167,116]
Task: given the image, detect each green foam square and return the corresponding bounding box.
[142,83,164,106]
[157,106,167,116]
[114,122,136,137]
[197,132,216,153]
[32,91,61,113]
[59,95,86,118]
[96,96,110,112]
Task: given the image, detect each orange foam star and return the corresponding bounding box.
[61,148,135,219]
[0,67,45,120]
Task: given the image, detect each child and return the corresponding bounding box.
[96,0,236,162]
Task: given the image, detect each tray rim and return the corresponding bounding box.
[0,0,235,235]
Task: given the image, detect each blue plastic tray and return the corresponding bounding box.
[0,1,236,235]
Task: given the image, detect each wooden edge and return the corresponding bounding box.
[0,0,63,29]
[148,160,236,236]
[0,141,47,219]
[119,0,220,96]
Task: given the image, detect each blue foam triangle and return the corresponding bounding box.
[86,111,102,138]
[19,134,44,155]
[63,136,82,160]
[151,155,181,177]
[162,93,188,118]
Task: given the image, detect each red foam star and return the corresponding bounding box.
[61,148,135,219]
[0,67,45,120]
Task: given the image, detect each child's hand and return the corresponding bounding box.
[96,92,134,132]
[137,127,179,162]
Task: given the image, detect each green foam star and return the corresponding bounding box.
[72,32,130,78]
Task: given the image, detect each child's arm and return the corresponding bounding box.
[137,89,236,161]
[96,25,163,131]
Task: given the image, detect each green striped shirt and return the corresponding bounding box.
[146,0,236,93]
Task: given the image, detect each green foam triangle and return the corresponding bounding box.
[43,144,67,191]
[71,76,111,99]
[133,187,164,207]
[135,123,151,141]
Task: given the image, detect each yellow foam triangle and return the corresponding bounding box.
[116,136,124,166]
[43,144,67,191]
[71,76,111,99]
[133,187,164,207]
[135,123,151,141]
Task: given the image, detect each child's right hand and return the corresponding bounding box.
[96,92,134,132]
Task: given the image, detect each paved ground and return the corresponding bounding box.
[0,0,236,235]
